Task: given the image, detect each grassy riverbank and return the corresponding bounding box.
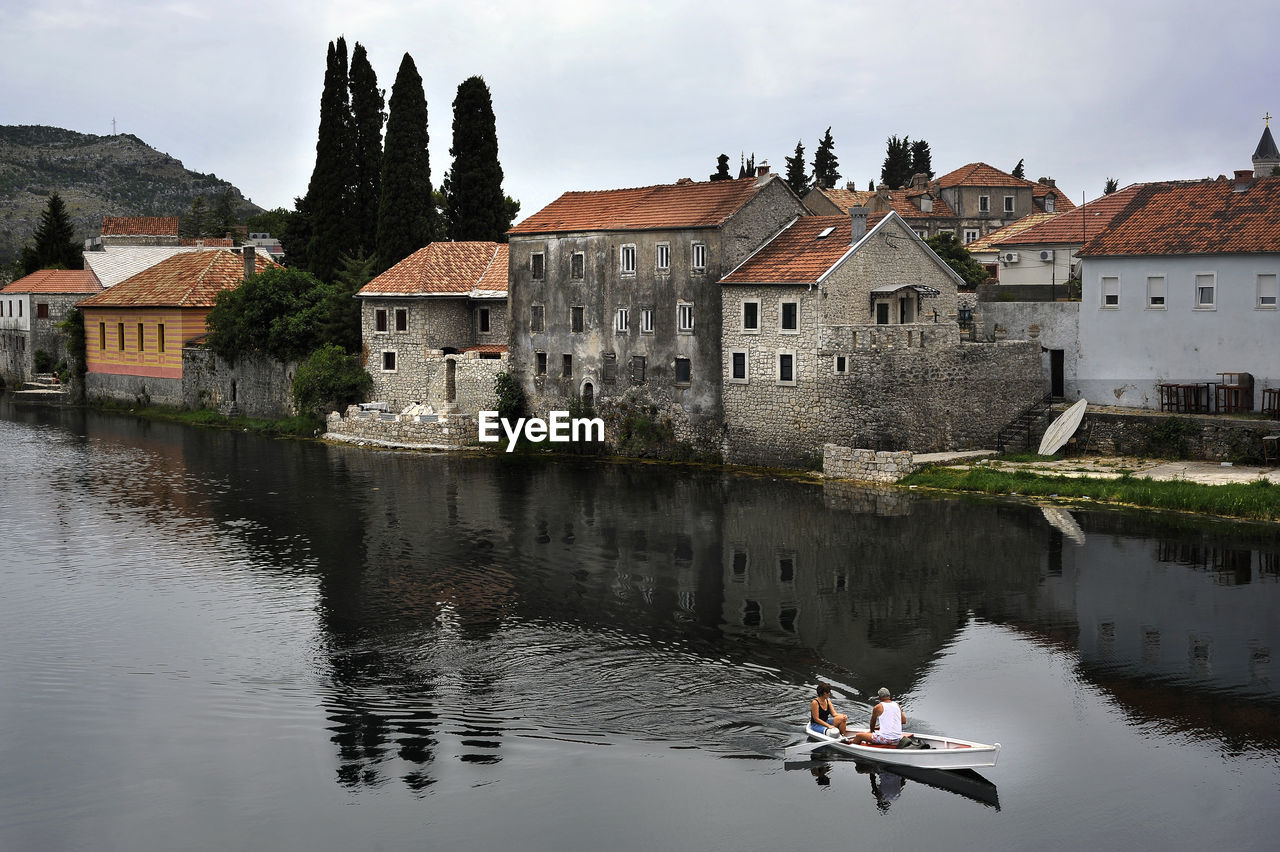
[96,400,324,438]
[900,465,1280,522]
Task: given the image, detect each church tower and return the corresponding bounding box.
[1254,113,1280,177]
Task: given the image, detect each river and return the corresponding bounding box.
[1,400,1277,851]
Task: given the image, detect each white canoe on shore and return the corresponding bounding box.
[786,726,1001,770]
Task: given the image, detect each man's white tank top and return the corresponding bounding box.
[877,701,903,739]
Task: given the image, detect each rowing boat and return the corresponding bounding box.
[785,726,1001,770]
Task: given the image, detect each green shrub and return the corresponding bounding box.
[493,371,527,422]
[291,344,372,416]
[34,349,55,373]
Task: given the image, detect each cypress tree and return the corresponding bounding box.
[1011,158,1025,179]
[444,76,508,243]
[881,135,913,189]
[784,140,807,195]
[21,192,82,274]
[811,128,840,189]
[910,139,934,180]
[305,37,354,282]
[376,52,433,271]
[348,43,385,258]
[710,154,732,181]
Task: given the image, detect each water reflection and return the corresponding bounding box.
[786,759,1000,810]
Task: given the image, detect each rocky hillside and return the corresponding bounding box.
[0,125,263,263]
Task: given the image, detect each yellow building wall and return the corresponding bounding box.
[82,307,210,378]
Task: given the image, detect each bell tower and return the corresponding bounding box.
[1254,112,1280,178]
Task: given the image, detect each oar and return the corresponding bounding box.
[783,736,842,758]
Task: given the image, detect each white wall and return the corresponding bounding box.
[1078,254,1280,408]
[996,244,1078,288]
[0,295,31,331]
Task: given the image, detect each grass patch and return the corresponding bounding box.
[902,465,1280,522]
[96,399,324,438]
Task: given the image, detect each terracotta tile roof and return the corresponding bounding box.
[359,242,508,296]
[721,216,854,284]
[509,175,769,234]
[78,249,277,308]
[885,190,955,219]
[101,216,180,236]
[2,269,101,294]
[179,237,235,247]
[813,187,876,211]
[1078,176,1280,256]
[1033,183,1076,211]
[998,184,1147,247]
[83,246,203,288]
[460,344,508,355]
[964,213,1060,252]
[936,162,1034,189]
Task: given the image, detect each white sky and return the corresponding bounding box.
[1,0,1275,222]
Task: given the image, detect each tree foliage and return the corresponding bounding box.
[292,343,372,416]
[21,192,82,274]
[1011,158,1026,179]
[925,232,990,289]
[304,37,355,282]
[1104,177,1119,194]
[493,371,528,423]
[811,128,840,189]
[444,76,509,242]
[910,139,934,180]
[245,207,291,238]
[881,135,914,190]
[784,140,807,195]
[348,42,385,258]
[710,153,732,181]
[205,266,353,362]
[376,52,435,271]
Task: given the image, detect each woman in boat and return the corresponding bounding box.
[809,682,850,738]
[850,687,905,745]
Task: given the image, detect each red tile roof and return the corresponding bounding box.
[78,250,277,308]
[885,190,956,219]
[179,237,234,247]
[460,344,508,355]
[1033,183,1076,211]
[992,184,1144,247]
[510,176,770,234]
[101,216,180,236]
[2,269,102,294]
[936,162,1034,189]
[813,187,876,211]
[721,216,854,284]
[359,242,508,296]
[963,213,1061,253]
[1078,176,1280,256]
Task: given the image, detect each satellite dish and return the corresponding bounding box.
[1037,398,1088,456]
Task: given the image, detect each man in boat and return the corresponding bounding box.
[849,687,905,746]
[809,682,850,738]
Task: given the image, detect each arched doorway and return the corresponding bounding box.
[445,359,457,403]
[581,380,594,407]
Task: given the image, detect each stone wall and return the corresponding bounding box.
[978,300,1081,397]
[86,372,184,407]
[1078,408,1280,463]
[0,331,26,386]
[367,350,506,414]
[822,444,918,482]
[324,406,479,449]
[182,347,297,418]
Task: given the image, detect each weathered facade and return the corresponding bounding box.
[0,269,101,385]
[507,172,807,442]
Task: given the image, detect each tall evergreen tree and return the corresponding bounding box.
[910,139,934,180]
[811,128,840,189]
[348,42,385,258]
[881,135,913,189]
[304,37,354,282]
[444,76,509,243]
[209,190,239,239]
[181,196,209,239]
[710,154,732,181]
[868,180,875,191]
[376,52,434,271]
[1011,158,1026,179]
[784,140,807,195]
[21,192,81,274]
[1104,177,1119,195]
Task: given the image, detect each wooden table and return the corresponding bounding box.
[1264,388,1280,418]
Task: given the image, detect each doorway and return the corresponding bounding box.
[1049,349,1064,398]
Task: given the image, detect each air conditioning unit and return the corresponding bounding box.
[1040,250,1055,261]
[1002,252,1019,263]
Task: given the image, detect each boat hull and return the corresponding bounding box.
[804,727,1001,770]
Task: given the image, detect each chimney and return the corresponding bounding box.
[849,205,868,242]
[911,172,928,190]
[243,246,256,280]
[1038,177,1056,188]
[1234,169,1255,192]
[756,162,770,177]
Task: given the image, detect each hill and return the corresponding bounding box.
[0,125,263,263]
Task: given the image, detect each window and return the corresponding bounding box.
[780,301,799,333]
[530,304,545,333]
[137,323,145,352]
[876,302,890,324]
[691,242,707,272]
[395,308,408,332]
[17,301,21,317]
[531,252,545,280]
[1146,276,1166,309]
[536,351,547,375]
[978,195,990,213]
[571,252,584,280]
[1004,195,1015,213]
[1258,274,1278,308]
[656,243,670,272]
[37,303,49,319]
[478,307,491,333]
[641,308,654,334]
[729,350,748,383]
[375,308,388,332]
[117,323,125,351]
[677,302,694,333]
[157,324,165,353]
[1045,196,1056,213]
[834,355,848,374]
[562,354,573,378]
[603,352,617,383]
[99,322,106,350]
[381,351,396,371]
[571,306,585,333]
[631,355,646,383]
[620,244,637,275]
[674,357,691,385]
[1195,273,1215,309]
[615,308,629,333]
[777,351,796,385]
[963,229,980,244]
[742,300,759,333]
[1101,276,1119,307]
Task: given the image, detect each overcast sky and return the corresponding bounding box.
[2,0,1276,222]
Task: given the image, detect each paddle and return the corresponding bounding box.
[783,734,844,758]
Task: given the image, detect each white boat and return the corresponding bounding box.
[787,726,1001,770]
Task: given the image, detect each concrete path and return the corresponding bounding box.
[930,453,1280,485]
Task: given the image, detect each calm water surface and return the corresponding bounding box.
[1,401,1278,851]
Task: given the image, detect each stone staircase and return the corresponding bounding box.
[12,373,69,402]
[996,394,1055,452]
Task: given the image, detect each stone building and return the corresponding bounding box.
[0,269,102,385]
[720,209,1042,466]
[506,171,807,442]
[357,241,509,413]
